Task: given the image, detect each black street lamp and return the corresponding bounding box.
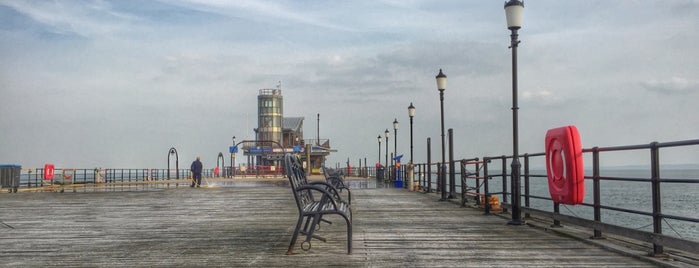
[377,135,382,167]
[167,147,179,180]
[385,129,389,182]
[436,69,447,201]
[393,118,398,181]
[505,0,524,225]
[231,136,236,177]
[408,103,415,165]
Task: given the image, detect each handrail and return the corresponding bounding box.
[403,138,699,255]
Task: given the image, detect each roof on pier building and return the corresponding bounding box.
[283,117,304,132]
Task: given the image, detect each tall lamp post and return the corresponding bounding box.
[408,103,415,164]
[505,0,524,225]
[168,147,179,180]
[436,69,447,201]
[377,135,382,167]
[385,129,389,182]
[393,118,398,181]
[231,136,236,177]
[408,103,416,191]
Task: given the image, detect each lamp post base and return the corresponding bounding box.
[507,219,525,225]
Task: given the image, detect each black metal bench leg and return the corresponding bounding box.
[286,215,304,255]
[300,215,327,242]
[302,215,323,250]
[345,215,352,255]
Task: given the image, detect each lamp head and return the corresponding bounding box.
[504,0,524,30]
[436,69,447,91]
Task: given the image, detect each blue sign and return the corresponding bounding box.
[249,148,273,154]
[293,145,302,152]
[229,146,238,153]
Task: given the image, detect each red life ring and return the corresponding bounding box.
[44,164,54,180]
[545,125,584,205]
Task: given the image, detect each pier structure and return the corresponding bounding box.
[0,180,681,267]
[2,138,697,266]
[240,84,334,175]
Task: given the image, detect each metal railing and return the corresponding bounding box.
[355,138,698,255]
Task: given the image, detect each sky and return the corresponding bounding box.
[1,0,698,170]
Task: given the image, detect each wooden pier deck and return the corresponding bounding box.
[0,179,679,267]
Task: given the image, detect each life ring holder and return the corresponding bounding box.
[545,125,584,205]
[44,164,55,180]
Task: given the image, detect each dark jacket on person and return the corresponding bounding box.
[191,160,203,174]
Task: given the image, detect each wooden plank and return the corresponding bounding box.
[0,184,662,267]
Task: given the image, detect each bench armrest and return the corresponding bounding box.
[296,184,342,210]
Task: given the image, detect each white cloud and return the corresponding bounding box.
[641,77,698,95]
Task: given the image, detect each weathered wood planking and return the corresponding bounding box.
[0,185,659,267]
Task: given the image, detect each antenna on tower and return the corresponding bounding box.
[277,81,282,90]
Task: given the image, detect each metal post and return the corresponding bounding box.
[409,111,414,165]
[385,133,389,183]
[483,158,490,215]
[167,147,179,180]
[232,153,236,177]
[427,137,432,193]
[592,147,603,239]
[439,89,446,201]
[393,118,398,183]
[378,136,382,168]
[305,143,312,177]
[501,156,508,204]
[552,203,562,227]
[508,28,524,225]
[523,154,530,219]
[650,142,663,255]
[448,128,456,199]
[232,137,236,178]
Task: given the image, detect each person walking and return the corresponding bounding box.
[190,156,203,187]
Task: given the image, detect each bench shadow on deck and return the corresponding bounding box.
[0,182,673,267]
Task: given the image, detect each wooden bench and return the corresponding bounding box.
[322,167,352,204]
[284,154,352,255]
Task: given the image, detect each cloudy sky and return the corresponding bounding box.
[1,0,698,169]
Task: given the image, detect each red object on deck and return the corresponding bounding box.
[44,164,54,180]
[545,126,584,205]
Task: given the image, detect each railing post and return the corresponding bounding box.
[448,128,456,199]
[475,158,480,196]
[483,158,490,215]
[437,163,442,195]
[523,154,530,219]
[650,142,664,256]
[552,203,562,227]
[418,164,423,191]
[460,160,466,205]
[501,155,508,206]
[427,137,432,193]
[592,147,603,239]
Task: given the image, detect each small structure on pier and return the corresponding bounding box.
[242,83,333,174]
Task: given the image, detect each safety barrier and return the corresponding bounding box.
[359,138,699,256]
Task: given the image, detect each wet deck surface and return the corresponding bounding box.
[0,181,664,267]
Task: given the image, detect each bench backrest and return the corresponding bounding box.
[284,154,314,210]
